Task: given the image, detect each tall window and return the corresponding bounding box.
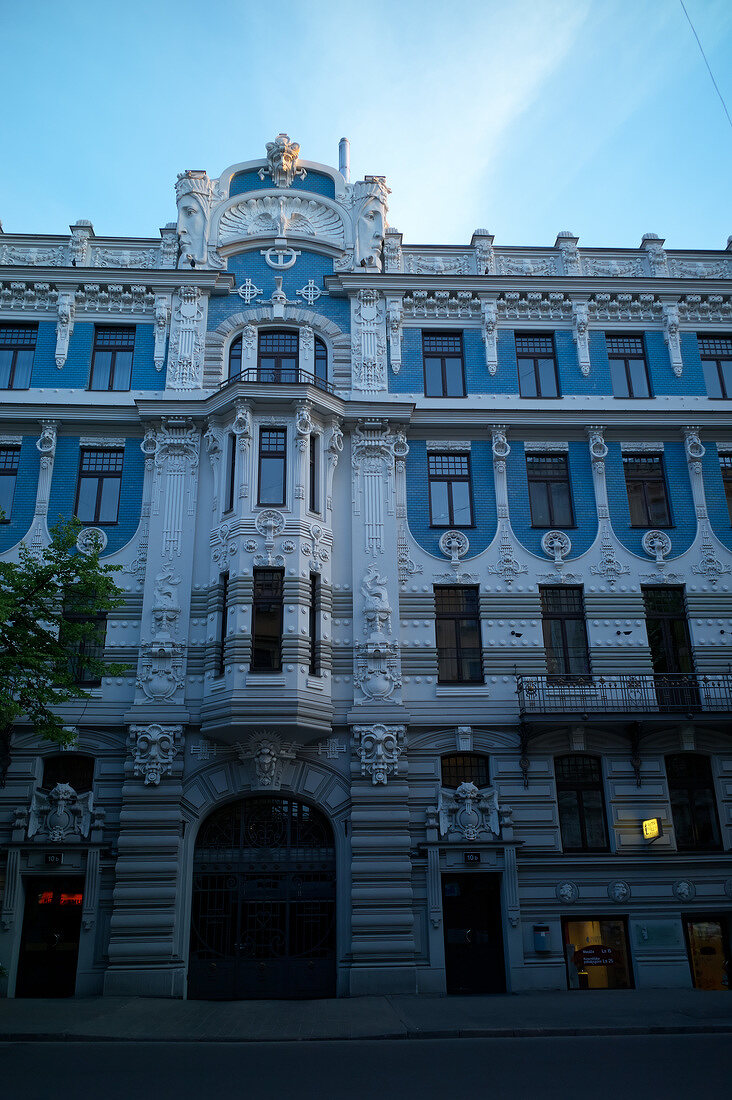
[526,454,574,527]
[606,334,650,398]
[258,428,286,506]
[0,447,20,522]
[251,568,284,672]
[61,604,107,686]
[428,452,473,527]
[75,449,123,524]
[516,333,559,398]
[217,572,229,677]
[258,330,298,383]
[89,327,135,391]
[314,337,327,383]
[666,754,721,851]
[434,586,482,684]
[225,432,236,513]
[0,325,35,389]
[623,454,670,527]
[699,335,732,399]
[228,333,243,380]
[719,454,732,523]
[441,753,490,789]
[642,587,695,677]
[540,586,590,677]
[423,332,465,397]
[309,573,320,676]
[309,435,320,513]
[555,755,609,851]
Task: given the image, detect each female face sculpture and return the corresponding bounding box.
[355,196,386,271]
[175,172,212,268]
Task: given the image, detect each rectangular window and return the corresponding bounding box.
[423,332,465,398]
[309,573,320,676]
[540,586,590,677]
[606,334,650,398]
[217,572,229,677]
[258,428,286,506]
[0,447,20,522]
[699,335,732,399]
[555,755,609,851]
[720,454,732,523]
[75,449,123,525]
[526,454,574,527]
[309,434,320,513]
[257,330,299,383]
[434,586,483,684]
[563,919,633,990]
[623,454,670,527]
[89,327,135,391]
[62,606,107,686]
[0,325,36,389]
[428,452,473,527]
[251,568,284,672]
[516,333,559,398]
[225,432,236,513]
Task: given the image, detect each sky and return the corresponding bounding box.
[1,0,730,250]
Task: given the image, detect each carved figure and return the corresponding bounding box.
[352,178,389,271]
[261,133,304,188]
[175,170,213,267]
[361,564,392,640]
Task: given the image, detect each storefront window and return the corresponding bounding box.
[563,918,633,990]
[685,918,730,991]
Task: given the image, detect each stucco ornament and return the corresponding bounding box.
[556,881,579,904]
[27,783,94,842]
[351,177,390,271]
[361,564,392,641]
[437,781,502,842]
[439,530,469,565]
[642,529,672,563]
[260,133,305,188]
[672,879,696,901]
[235,732,297,790]
[175,170,214,268]
[541,530,571,563]
[354,724,405,785]
[607,880,631,903]
[129,724,182,785]
[76,527,107,556]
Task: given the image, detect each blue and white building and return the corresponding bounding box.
[0,135,731,1000]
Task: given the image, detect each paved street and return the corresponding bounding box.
[1,1036,729,1100]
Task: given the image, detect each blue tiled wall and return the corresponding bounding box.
[705,446,732,551]
[507,442,597,558]
[0,437,40,552]
[389,328,492,395]
[679,332,711,395]
[405,440,497,558]
[30,323,161,390]
[47,437,145,555]
[605,442,696,557]
[229,168,336,199]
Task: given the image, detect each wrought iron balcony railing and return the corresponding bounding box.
[516,673,732,716]
[221,367,336,396]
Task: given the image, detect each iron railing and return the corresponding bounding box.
[516,673,732,716]
[221,367,336,396]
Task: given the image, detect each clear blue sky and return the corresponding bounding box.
[2,0,730,249]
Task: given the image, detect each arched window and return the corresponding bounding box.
[555,754,608,851]
[441,753,490,789]
[228,334,242,380]
[258,330,298,383]
[314,336,327,383]
[42,753,95,792]
[666,754,721,850]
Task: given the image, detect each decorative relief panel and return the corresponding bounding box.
[129,724,183,786]
[236,732,297,790]
[353,724,406,785]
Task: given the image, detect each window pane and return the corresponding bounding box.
[76,478,98,522]
[435,618,458,650]
[0,350,13,389]
[670,791,695,848]
[112,351,133,390]
[564,619,589,674]
[90,351,112,390]
[12,349,33,388]
[0,473,16,520]
[451,481,472,526]
[703,360,723,398]
[537,358,558,397]
[424,357,443,396]
[646,480,670,526]
[609,358,629,397]
[529,481,551,526]
[626,480,648,526]
[720,360,732,399]
[627,359,649,397]
[430,481,450,526]
[543,619,566,674]
[550,481,573,527]
[259,456,285,504]
[98,477,121,523]
[581,790,608,848]
[558,791,583,849]
[444,358,464,397]
[690,790,720,847]
[723,477,732,523]
[518,358,537,397]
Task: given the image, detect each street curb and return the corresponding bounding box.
[1,1023,732,1043]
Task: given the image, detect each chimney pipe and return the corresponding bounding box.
[339,137,350,183]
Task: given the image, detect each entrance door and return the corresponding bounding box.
[189,797,336,1000]
[441,873,505,994]
[15,877,84,998]
[685,917,730,990]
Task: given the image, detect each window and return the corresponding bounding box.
[623,454,670,527]
[699,335,732,399]
[428,452,473,527]
[555,755,609,851]
[251,568,284,672]
[61,605,107,686]
[216,572,229,677]
[225,432,236,513]
[228,334,243,380]
[516,333,559,398]
[423,332,465,397]
[314,337,327,383]
[42,754,94,792]
[89,327,135,391]
[540,586,590,677]
[258,428,286,506]
[258,330,298,383]
[0,325,35,389]
[0,447,20,522]
[434,586,482,684]
[309,435,320,513]
[606,334,650,398]
[720,454,732,523]
[666,754,721,851]
[526,454,574,527]
[441,753,490,789]
[309,573,320,676]
[75,449,123,524]
[563,919,632,990]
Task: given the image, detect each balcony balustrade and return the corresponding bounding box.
[222,366,336,396]
[516,673,732,717]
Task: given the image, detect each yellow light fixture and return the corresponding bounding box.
[642,817,663,840]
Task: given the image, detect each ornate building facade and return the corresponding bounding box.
[0,136,731,999]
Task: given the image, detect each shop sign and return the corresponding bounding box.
[642,817,663,840]
[573,945,619,968]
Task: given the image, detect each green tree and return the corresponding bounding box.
[0,518,126,785]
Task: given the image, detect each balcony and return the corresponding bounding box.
[516,673,732,718]
[221,367,336,396]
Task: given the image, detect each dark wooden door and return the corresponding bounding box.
[442,873,506,994]
[15,877,84,998]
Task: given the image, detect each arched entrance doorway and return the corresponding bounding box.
[188,796,336,1000]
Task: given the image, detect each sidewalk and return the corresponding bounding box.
[0,988,731,1042]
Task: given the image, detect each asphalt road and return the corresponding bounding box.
[1,1035,728,1100]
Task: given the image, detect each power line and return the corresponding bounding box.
[679,0,732,132]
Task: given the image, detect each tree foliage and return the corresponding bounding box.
[0,518,126,784]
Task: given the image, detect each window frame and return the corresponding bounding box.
[440,753,490,789]
[422,331,466,398]
[250,567,284,673]
[606,333,651,399]
[0,446,21,523]
[526,453,575,528]
[41,753,95,793]
[515,332,560,399]
[698,334,732,399]
[540,585,591,679]
[309,434,320,514]
[309,572,320,676]
[225,432,236,513]
[257,329,299,384]
[216,572,229,677]
[719,454,732,524]
[89,326,135,392]
[257,427,287,507]
[434,585,483,685]
[622,453,672,528]
[61,606,107,686]
[0,324,36,390]
[666,753,722,852]
[555,754,609,852]
[74,448,124,526]
[228,333,243,380]
[428,451,474,528]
